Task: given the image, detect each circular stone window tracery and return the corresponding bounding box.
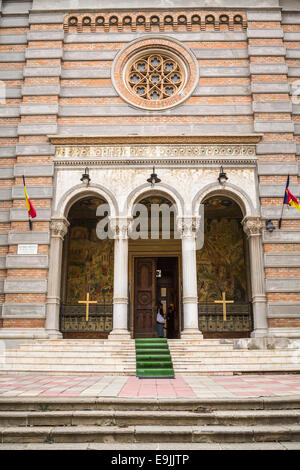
[112,37,199,111]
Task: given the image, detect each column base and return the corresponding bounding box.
[250,328,269,338]
[108,329,131,341]
[46,329,63,339]
[180,329,203,341]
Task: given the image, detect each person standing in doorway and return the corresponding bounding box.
[156,302,165,338]
[166,304,175,339]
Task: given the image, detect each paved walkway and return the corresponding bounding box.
[0,373,300,398]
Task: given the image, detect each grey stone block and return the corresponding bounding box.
[14,164,54,177]
[247,11,282,21]
[0,147,16,158]
[59,104,253,117]
[0,210,9,222]
[266,278,300,292]
[0,256,6,269]
[256,142,297,155]
[285,32,300,41]
[268,303,300,317]
[0,16,29,28]
[1,303,46,318]
[5,88,22,98]
[23,66,61,77]
[6,254,48,269]
[254,121,294,133]
[247,29,284,39]
[248,46,286,56]
[0,280,4,294]
[0,69,23,80]
[8,231,50,245]
[250,63,288,75]
[29,12,66,24]
[0,188,12,201]
[289,67,300,77]
[0,52,25,62]
[20,104,58,115]
[61,68,111,79]
[251,82,290,93]
[63,50,118,61]
[259,184,299,197]
[253,101,292,113]
[199,67,249,78]
[2,1,32,14]
[58,123,254,136]
[22,85,60,96]
[0,167,14,179]
[17,123,58,135]
[10,208,51,222]
[25,48,63,59]
[12,186,53,199]
[261,206,300,219]
[192,48,248,59]
[263,229,300,243]
[0,127,17,137]
[194,85,250,96]
[60,86,117,98]
[16,144,55,156]
[0,107,20,118]
[286,49,300,59]
[27,30,64,41]
[282,12,300,24]
[258,162,298,176]
[0,233,8,246]
[0,34,27,45]
[265,253,300,267]
[4,279,48,294]
[293,124,300,135]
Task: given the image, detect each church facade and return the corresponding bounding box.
[0,0,300,345]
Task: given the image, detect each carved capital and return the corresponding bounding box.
[50,218,69,239]
[177,216,201,239]
[109,217,132,240]
[242,216,263,238]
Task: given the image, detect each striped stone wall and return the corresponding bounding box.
[0,0,299,339]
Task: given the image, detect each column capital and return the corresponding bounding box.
[109,216,132,240]
[50,217,70,240]
[242,216,263,238]
[177,216,201,238]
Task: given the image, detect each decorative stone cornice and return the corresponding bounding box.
[177,216,201,238]
[242,216,263,238]
[50,218,70,239]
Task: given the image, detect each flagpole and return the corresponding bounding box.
[278,175,289,230]
[23,174,32,231]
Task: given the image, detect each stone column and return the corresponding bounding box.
[108,217,131,340]
[45,217,69,338]
[178,217,203,340]
[243,216,268,338]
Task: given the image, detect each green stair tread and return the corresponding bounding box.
[137,369,175,377]
[136,362,173,369]
[135,337,175,378]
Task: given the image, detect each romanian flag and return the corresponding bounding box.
[23,175,36,219]
[284,175,300,212]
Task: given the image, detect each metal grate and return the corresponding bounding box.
[60,303,113,333]
[198,302,253,333]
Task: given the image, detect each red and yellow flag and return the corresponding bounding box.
[285,188,300,212]
[23,176,36,219]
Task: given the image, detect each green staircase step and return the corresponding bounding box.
[135,338,175,378]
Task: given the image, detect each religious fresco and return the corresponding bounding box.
[196,198,248,303]
[65,198,114,305]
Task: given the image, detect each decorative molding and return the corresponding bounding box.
[50,218,70,239]
[242,216,263,237]
[63,11,247,34]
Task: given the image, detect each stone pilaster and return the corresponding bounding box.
[108,217,131,340]
[178,216,203,340]
[242,216,268,338]
[45,217,69,338]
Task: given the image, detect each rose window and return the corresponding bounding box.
[126,53,184,101]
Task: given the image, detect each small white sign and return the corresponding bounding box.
[17,244,38,255]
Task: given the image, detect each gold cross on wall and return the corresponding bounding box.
[78,292,97,322]
[214,291,234,321]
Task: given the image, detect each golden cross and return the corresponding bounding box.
[78,292,97,322]
[214,291,234,322]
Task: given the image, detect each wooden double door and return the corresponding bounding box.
[134,257,179,338]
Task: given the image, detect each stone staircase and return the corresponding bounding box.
[0,396,299,448]
[0,339,136,375]
[0,338,300,375]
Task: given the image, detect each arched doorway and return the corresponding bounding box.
[60,196,114,338]
[196,195,252,338]
[128,194,181,339]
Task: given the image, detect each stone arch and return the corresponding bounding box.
[192,182,257,219]
[125,182,184,218]
[54,183,118,220]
